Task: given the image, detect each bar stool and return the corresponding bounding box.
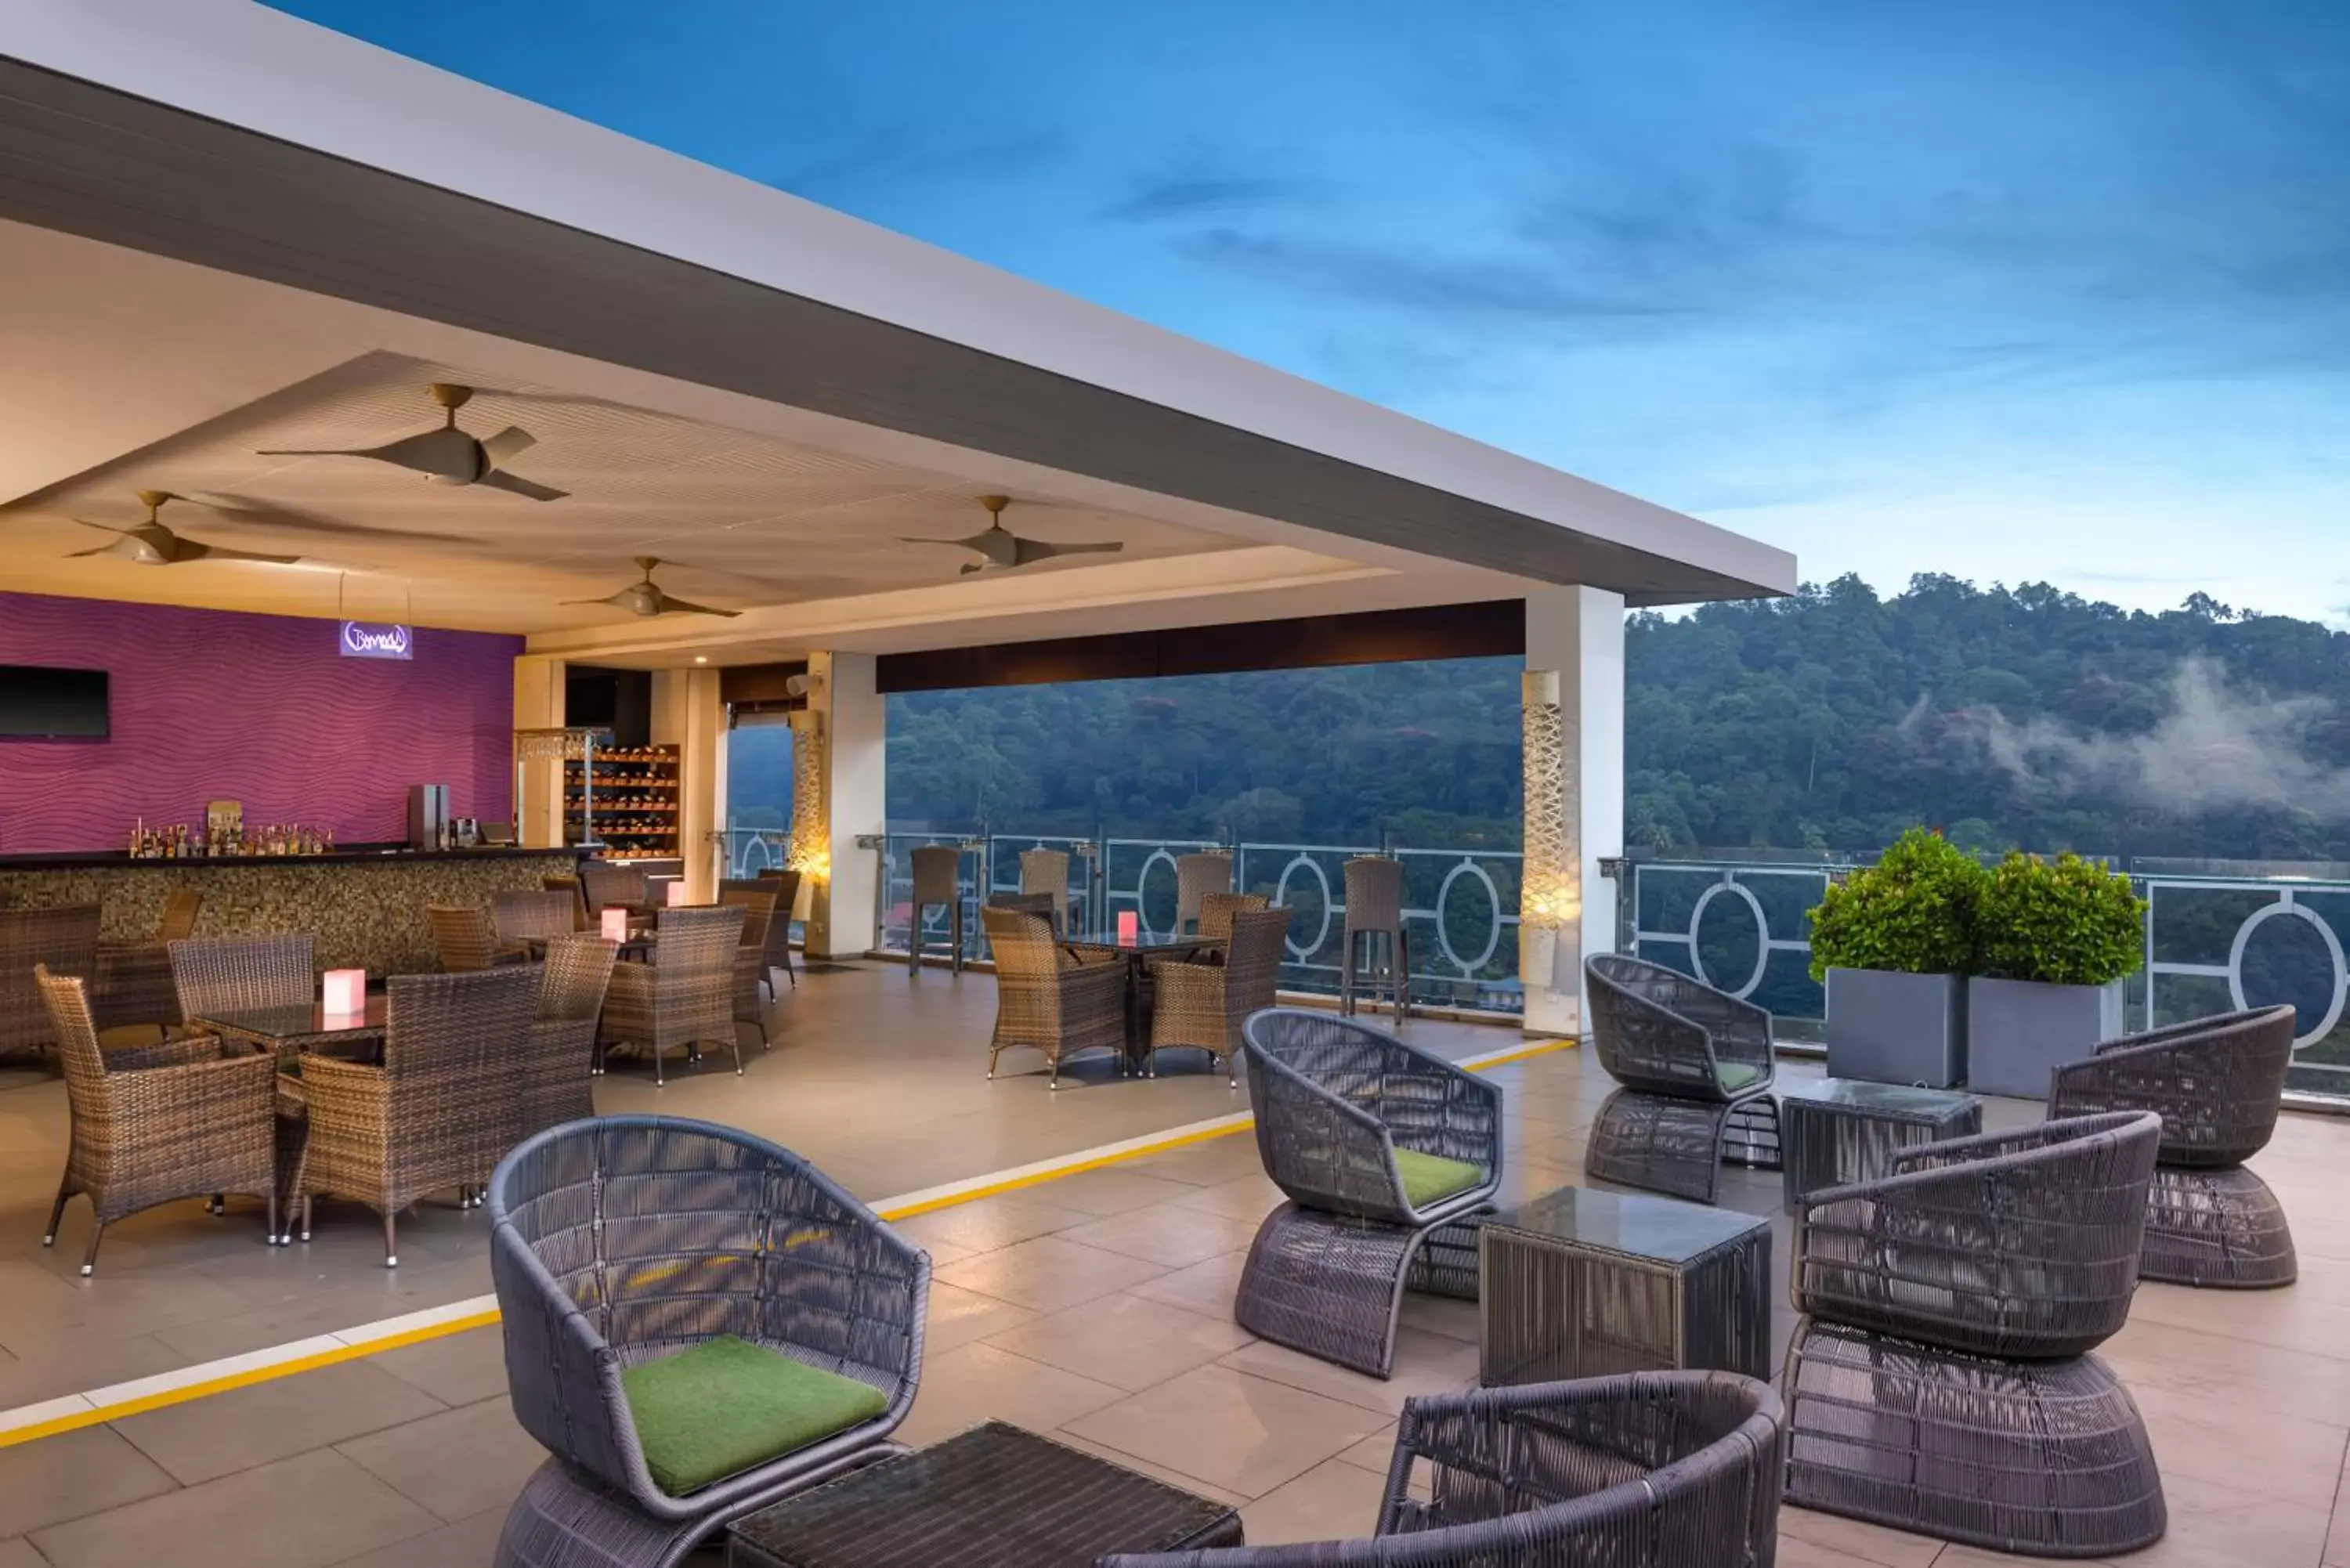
[1019,847,1071,934]
[1340,856,1412,1021]
[1173,852,1233,936]
[907,846,965,975]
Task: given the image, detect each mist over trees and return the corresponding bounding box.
[748,575,2350,864]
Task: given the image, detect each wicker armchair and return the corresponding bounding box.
[1,905,101,1061]
[580,861,656,918]
[753,869,801,988]
[429,903,531,971]
[93,886,203,1035]
[716,886,777,1048]
[2048,1003,2298,1287]
[522,935,617,1138]
[600,905,744,1086]
[1104,1372,1783,1568]
[35,965,277,1274]
[488,1117,928,1568]
[544,874,591,932]
[293,965,539,1265]
[1195,891,1269,943]
[1173,851,1232,934]
[170,933,314,1025]
[1018,846,1072,932]
[985,890,1059,934]
[980,906,1129,1089]
[1144,906,1286,1083]
[1784,1110,2167,1557]
[495,890,580,948]
[1235,1009,1501,1378]
[1582,954,1781,1205]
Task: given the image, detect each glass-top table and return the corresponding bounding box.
[193,997,386,1062]
[1061,937,1224,1059]
[1777,1075,1981,1212]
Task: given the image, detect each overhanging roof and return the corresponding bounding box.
[0,0,1794,628]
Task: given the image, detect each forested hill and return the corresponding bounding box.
[871,576,2350,862]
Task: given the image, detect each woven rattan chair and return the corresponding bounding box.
[2049,1004,2298,1287]
[488,1117,928,1568]
[1235,1009,1501,1378]
[717,886,777,1047]
[600,905,744,1086]
[1582,953,1781,1205]
[1145,906,1287,1084]
[1784,1110,2167,1557]
[94,887,204,1036]
[36,964,277,1273]
[292,965,539,1265]
[168,933,314,1030]
[1018,846,1072,932]
[1105,1371,1783,1568]
[1195,891,1269,942]
[980,906,1128,1089]
[906,845,965,975]
[753,869,801,988]
[580,861,656,919]
[429,903,531,972]
[1173,851,1233,935]
[1339,856,1414,1021]
[544,874,591,932]
[522,934,617,1138]
[495,890,580,948]
[1,905,101,1062]
[985,890,1059,934]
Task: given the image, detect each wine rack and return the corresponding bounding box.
[566,743,680,853]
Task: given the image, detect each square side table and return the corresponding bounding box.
[1477,1186,1772,1386]
[1780,1078,1982,1213]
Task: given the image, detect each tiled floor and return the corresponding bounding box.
[2,994,2347,1565]
[0,963,1506,1407]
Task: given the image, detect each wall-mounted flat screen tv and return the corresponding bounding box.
[0,666,110,739]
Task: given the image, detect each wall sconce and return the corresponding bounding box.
[786,708,828,884]
[323,968,367,1019]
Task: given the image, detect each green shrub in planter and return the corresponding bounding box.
[1807,827,1987,981]
[1975,851,2144,986]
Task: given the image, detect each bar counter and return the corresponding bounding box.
[0,847,582,974]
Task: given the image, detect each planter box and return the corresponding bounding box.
[1824,968,1967,1088]
[1966,976,2127,1100]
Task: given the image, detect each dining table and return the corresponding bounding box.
[1062,934,1224,1067]
[193,995,389,1067]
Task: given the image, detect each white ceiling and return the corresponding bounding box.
[1,350,1238,633]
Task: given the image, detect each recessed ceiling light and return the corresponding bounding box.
[693,656,708,664]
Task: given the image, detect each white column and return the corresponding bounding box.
[511,655,566,847]
[801,651,884,959]
[1522,587,1625,1036]
[651,669,725,902]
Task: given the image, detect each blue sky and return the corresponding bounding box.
[273,2,2350,623]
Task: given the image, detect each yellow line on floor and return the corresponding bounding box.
[0,1031,1575,1448]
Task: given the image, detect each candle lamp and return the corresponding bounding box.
[599,907,631,942]
[323,968,367,1020]
[1116,909,1140,948]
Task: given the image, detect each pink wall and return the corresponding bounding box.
[0,591,521,853]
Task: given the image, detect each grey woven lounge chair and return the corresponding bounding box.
[1784,1109,2167,1558]
[1104,1371,1783,1567]
[2049,1004,2298,1287]
[489,1117,928,1568]
[1582,953,1781,1205]
[1235,1009,1500,1378]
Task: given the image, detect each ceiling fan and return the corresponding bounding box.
[258,382,568,500]
[902,495,1123,575]
[565,558,739,618]
[64,490,302,566]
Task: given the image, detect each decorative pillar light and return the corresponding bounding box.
[323,968,367,1020]
[599,907,630,942]
[1520,669,1580,1005]
[786,709,829,888]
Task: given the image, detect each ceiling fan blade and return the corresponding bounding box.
[474,467,569,502]
[1013,537,1125,566]
[479,426,537,468]
[65,544,118,558]
[559,591,633,608]
[70,518,133,536]
[175,540,304,565]
[957,562,985,576]
[261,429,480,481]
[899,534,991,548]
[651,593,741,618]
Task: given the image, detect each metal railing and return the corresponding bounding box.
[1621,852,2350,1102]
[870,827,1527,1013]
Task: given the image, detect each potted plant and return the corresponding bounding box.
[1808,827,1986,1087]
[1965,851,2144,1098]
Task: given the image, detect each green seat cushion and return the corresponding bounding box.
[1717,1062,1763,1092]
[1393,1147,1484,1209]
[621,1335,887,1496]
